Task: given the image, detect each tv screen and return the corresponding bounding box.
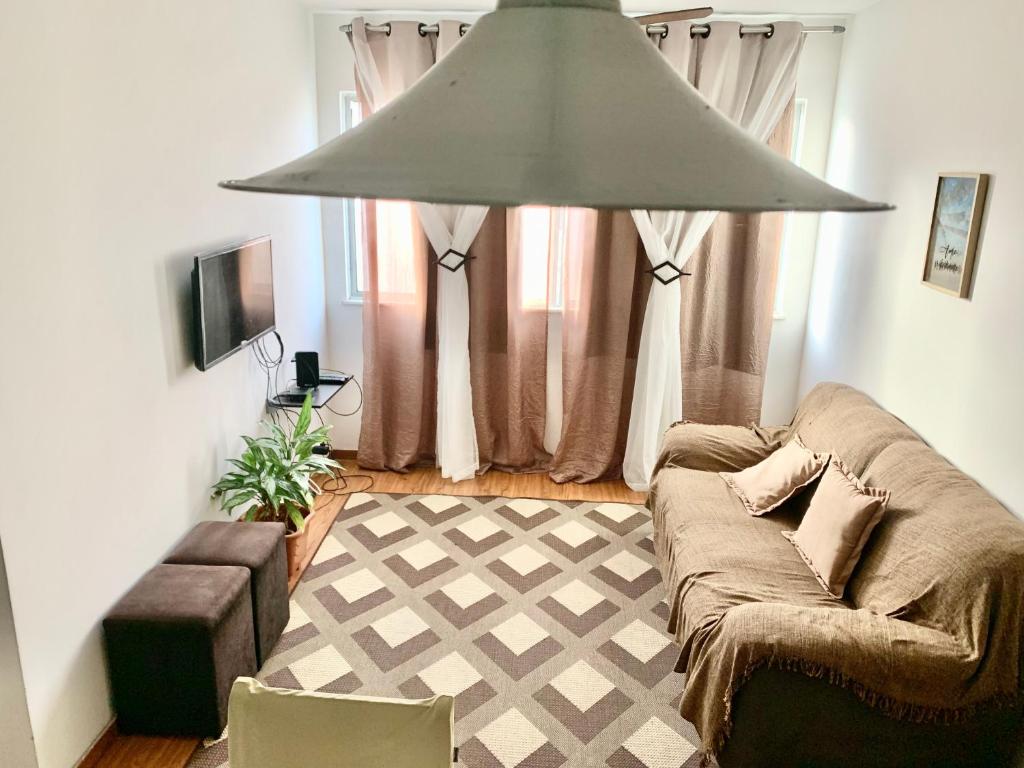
[192,236,275,370]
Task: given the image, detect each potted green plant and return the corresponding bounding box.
[212,393,342,577]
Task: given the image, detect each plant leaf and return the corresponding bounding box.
[286,503,306,533]
[294,392,313,437]
[213,393,342,523]
[223,490,258,512]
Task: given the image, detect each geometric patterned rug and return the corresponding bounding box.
[186,493,705,768]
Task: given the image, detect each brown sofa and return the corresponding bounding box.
[649,383,1024,767]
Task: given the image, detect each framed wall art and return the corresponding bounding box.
[922,172,989,298]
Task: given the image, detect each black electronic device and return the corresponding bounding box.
[295,351,320,390]
[275,387,315,405]
[192,236,275,371]
[267,378,349,410]
[319,372,352,387]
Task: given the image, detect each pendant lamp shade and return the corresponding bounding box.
[221,0,890,213]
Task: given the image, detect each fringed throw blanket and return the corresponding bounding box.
[648,386,1024,763]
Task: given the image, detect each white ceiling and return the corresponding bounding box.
[303,0,882,16]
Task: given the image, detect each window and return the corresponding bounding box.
[773,98,808,320]
[340,91,568,310]
[518,206,567,312]
[340,92,366,302]
[340,92,419,304]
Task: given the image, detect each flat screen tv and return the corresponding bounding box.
[192,236,276,371]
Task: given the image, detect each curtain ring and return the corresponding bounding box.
[418,22,428,37]
[383,22,392,37]
[739,22,774,38]
[459,23,470,36]
[690,24,709,39]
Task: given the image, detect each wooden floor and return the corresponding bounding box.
[83,467,642,767]
[81,733,197,768]
[330,464,646,504]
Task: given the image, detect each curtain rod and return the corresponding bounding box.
[338,21,846,37]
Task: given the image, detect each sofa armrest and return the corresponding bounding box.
[652,422,787,476]
[713,602,969,703]
[681,601,982,762]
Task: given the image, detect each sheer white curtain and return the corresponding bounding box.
[622,21,805,491]
[350,20,487,481]
[415,22,489,481]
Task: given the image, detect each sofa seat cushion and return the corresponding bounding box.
[651,467,840,651]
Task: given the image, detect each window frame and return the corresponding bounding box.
[340,91,367,304]
[548,208,568,313]
[517,205,568,314]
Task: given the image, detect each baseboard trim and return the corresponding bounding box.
[76,718,117,768]
[331,449,358,460]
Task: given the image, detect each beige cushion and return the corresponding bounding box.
[783,456,890,598]
[719,435,827,516]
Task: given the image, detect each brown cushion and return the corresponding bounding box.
[103,564,257,736]
[783,456,890,598]
[165,521,288,665]
[720,435,827,516]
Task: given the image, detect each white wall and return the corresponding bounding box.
[800,0,1023,516]
[313,11,847,445]
[760,25,845,425]
[0,2,324,766]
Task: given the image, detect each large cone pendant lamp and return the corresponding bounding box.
[221,0,891,213]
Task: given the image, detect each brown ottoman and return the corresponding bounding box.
[165,521,288,664]
[103,564,256,736]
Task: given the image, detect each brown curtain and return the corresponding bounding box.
[354,21,550,474]
[357,195,439,471]
[550,103,793,481]
[467,209,552,473]
[681,102,795,425]
[353,22,437,471]
[354,20,793,477]
[550,210,650,482]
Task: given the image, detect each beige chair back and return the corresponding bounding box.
[227,677,454,768]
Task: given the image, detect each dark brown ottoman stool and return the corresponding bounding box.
[165,521,288,664]
[103,564,256,736]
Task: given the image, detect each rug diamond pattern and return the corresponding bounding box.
[186,493,703,768]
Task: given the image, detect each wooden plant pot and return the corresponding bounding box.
[284,506,317,579]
